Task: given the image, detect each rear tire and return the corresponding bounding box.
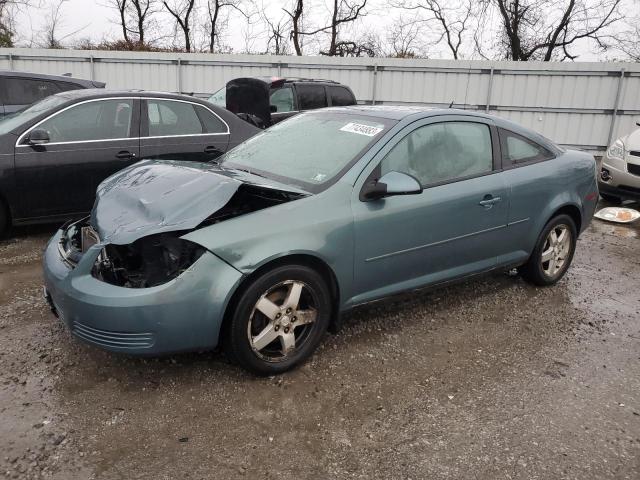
[520,214,577,287]
[599,192,622,204]
[224,264,331,375]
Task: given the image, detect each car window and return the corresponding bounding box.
[296,84,327,110]
[328,86,356,106]
[500,128,555,164]
[36,99,133,143]
[0,77,61,105]
[147,100,203,136]
[381,121,493,186]
[194,105,227,133]
[270,87,295,112]
[220,112,395,192]
[56,81,85,92]
[207,87,226,107]
[0,94,68,134]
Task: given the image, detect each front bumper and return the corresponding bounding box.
[598,155,640,199]
[43,229,243,355]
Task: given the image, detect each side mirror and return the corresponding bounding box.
[27,129,50,145]
[362,171,423,201]
[270,105,277,113]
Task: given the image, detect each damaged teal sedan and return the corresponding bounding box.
[43,106,598,374]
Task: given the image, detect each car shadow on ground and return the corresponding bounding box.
[59,268,554,383]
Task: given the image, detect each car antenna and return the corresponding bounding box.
[449,100,454,108]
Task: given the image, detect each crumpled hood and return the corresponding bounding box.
[91,160,304,245]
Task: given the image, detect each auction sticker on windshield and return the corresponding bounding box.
[340,122,384,137]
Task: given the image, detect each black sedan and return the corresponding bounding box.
[0,90,260,234]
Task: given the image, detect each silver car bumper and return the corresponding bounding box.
[598,152,640,199]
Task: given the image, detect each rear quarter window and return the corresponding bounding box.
[56,81,87,92]
[0,77,61,105]
[296,84,327,110]
[499,128,555,166]
[328,86,356,106]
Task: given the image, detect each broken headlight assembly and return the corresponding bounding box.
[92,233,206,288]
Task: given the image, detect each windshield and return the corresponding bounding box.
[219,112,396,192]
[208,87,226,107]
[0,95,68,135]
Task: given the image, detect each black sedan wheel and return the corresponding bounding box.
[520,214,577,286]
[225,264,331,375]
[0,201,8,237]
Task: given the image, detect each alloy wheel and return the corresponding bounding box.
[247,280,318,361]
[540,224,572,279]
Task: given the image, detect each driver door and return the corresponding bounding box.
[13,98,140,220]
[350,117,509,304]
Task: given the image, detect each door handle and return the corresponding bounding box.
[478,195,502,208]
[204,145,222,155]
[116,150,137,159]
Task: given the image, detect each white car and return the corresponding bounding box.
[599,121,640,203]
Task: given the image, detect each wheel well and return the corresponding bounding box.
[552,204,582,234]
[220,254,341,344]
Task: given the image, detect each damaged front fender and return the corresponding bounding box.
[86,159,307,288]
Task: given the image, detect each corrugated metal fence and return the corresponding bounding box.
[1,48,639,153]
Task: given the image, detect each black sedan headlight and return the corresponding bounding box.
[92,233,206,288]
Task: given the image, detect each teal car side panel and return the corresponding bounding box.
[182,182,356,306]
[346,114,509,306]
[43,229,243,353]
[349,173,510,306]
[497,151,597,267]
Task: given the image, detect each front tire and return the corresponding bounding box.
[520,214,577,286]
[224,264,331,375]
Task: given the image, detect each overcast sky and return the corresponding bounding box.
[9,0,637,61]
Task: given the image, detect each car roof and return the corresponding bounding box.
[48,89,208,101]
[319,105,459,120]
[0,70,104,88]
[234,76,342,86]
[319,105,561,150]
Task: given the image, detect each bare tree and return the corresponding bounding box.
[40,0,86,48]
[492,0,623,61]
[110,0,130,43]
[316,0,368,56]
[205,0,247,53]
[283,0,304,55]
[616,23,640,61]
[108,0,156,46]
[130,0,155,44]
[393,0,476,59]
[387,16,423,58]
[331,32,380,56]
[262,7,290,55]
[42,0,65,47]
[163,0,196,52]
[0,0,36,47]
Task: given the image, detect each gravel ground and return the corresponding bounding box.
[1,201,639,480]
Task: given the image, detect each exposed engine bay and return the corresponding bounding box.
[198,183,304,227]
[92,233,206,288]
[86,183,304,288]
